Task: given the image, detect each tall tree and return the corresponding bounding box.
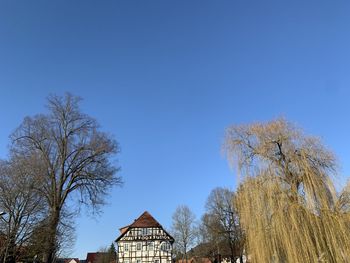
[203,187,244,263]
[171,205,197,261]
[224,118,350,262]
[194,214,222,262]
[108,243,116,259]
[0,155,46,263]
[10,93,122,262]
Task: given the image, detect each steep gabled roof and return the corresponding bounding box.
[130,211,162,228]
[115,211,174,242]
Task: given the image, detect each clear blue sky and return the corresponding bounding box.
[0,0,350,259]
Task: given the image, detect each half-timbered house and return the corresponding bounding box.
[115,211,174,263]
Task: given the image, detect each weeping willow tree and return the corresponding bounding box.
[224,118,350,263]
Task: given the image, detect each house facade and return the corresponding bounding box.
[115,211,174,263]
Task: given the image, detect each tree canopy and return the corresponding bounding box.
[9,93,122,262]
[224,118,350,262]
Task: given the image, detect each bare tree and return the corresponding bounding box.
[171,205,197,261]
[224,118,350,262]
[194,214,222,263]
[0,155,46,263]
[203,188,244,263]
[10,93,122,263]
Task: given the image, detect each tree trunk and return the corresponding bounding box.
[43,208,60,263]
[3,234,16,263]
[229,241,235,263]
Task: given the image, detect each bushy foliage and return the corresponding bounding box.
[225,119,350,262]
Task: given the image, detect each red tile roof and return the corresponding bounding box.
[86,253,97,263]
[118,211,161,234]
[129,211,162,228]
[86,252,114,263]
[119,226,129,235]
[86,252,111,263]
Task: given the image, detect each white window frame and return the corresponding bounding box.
[142,228,147,236]
[161,242,171,251]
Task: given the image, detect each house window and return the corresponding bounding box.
[161,242,171,251]
[134,229,141,236]
[154,260,159,263]
[137,260,141,263]
[148,242,154,251]
[125,244,129,252]
[142,228,148,236]
[125,260,129,263]
[137,242,142,251]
